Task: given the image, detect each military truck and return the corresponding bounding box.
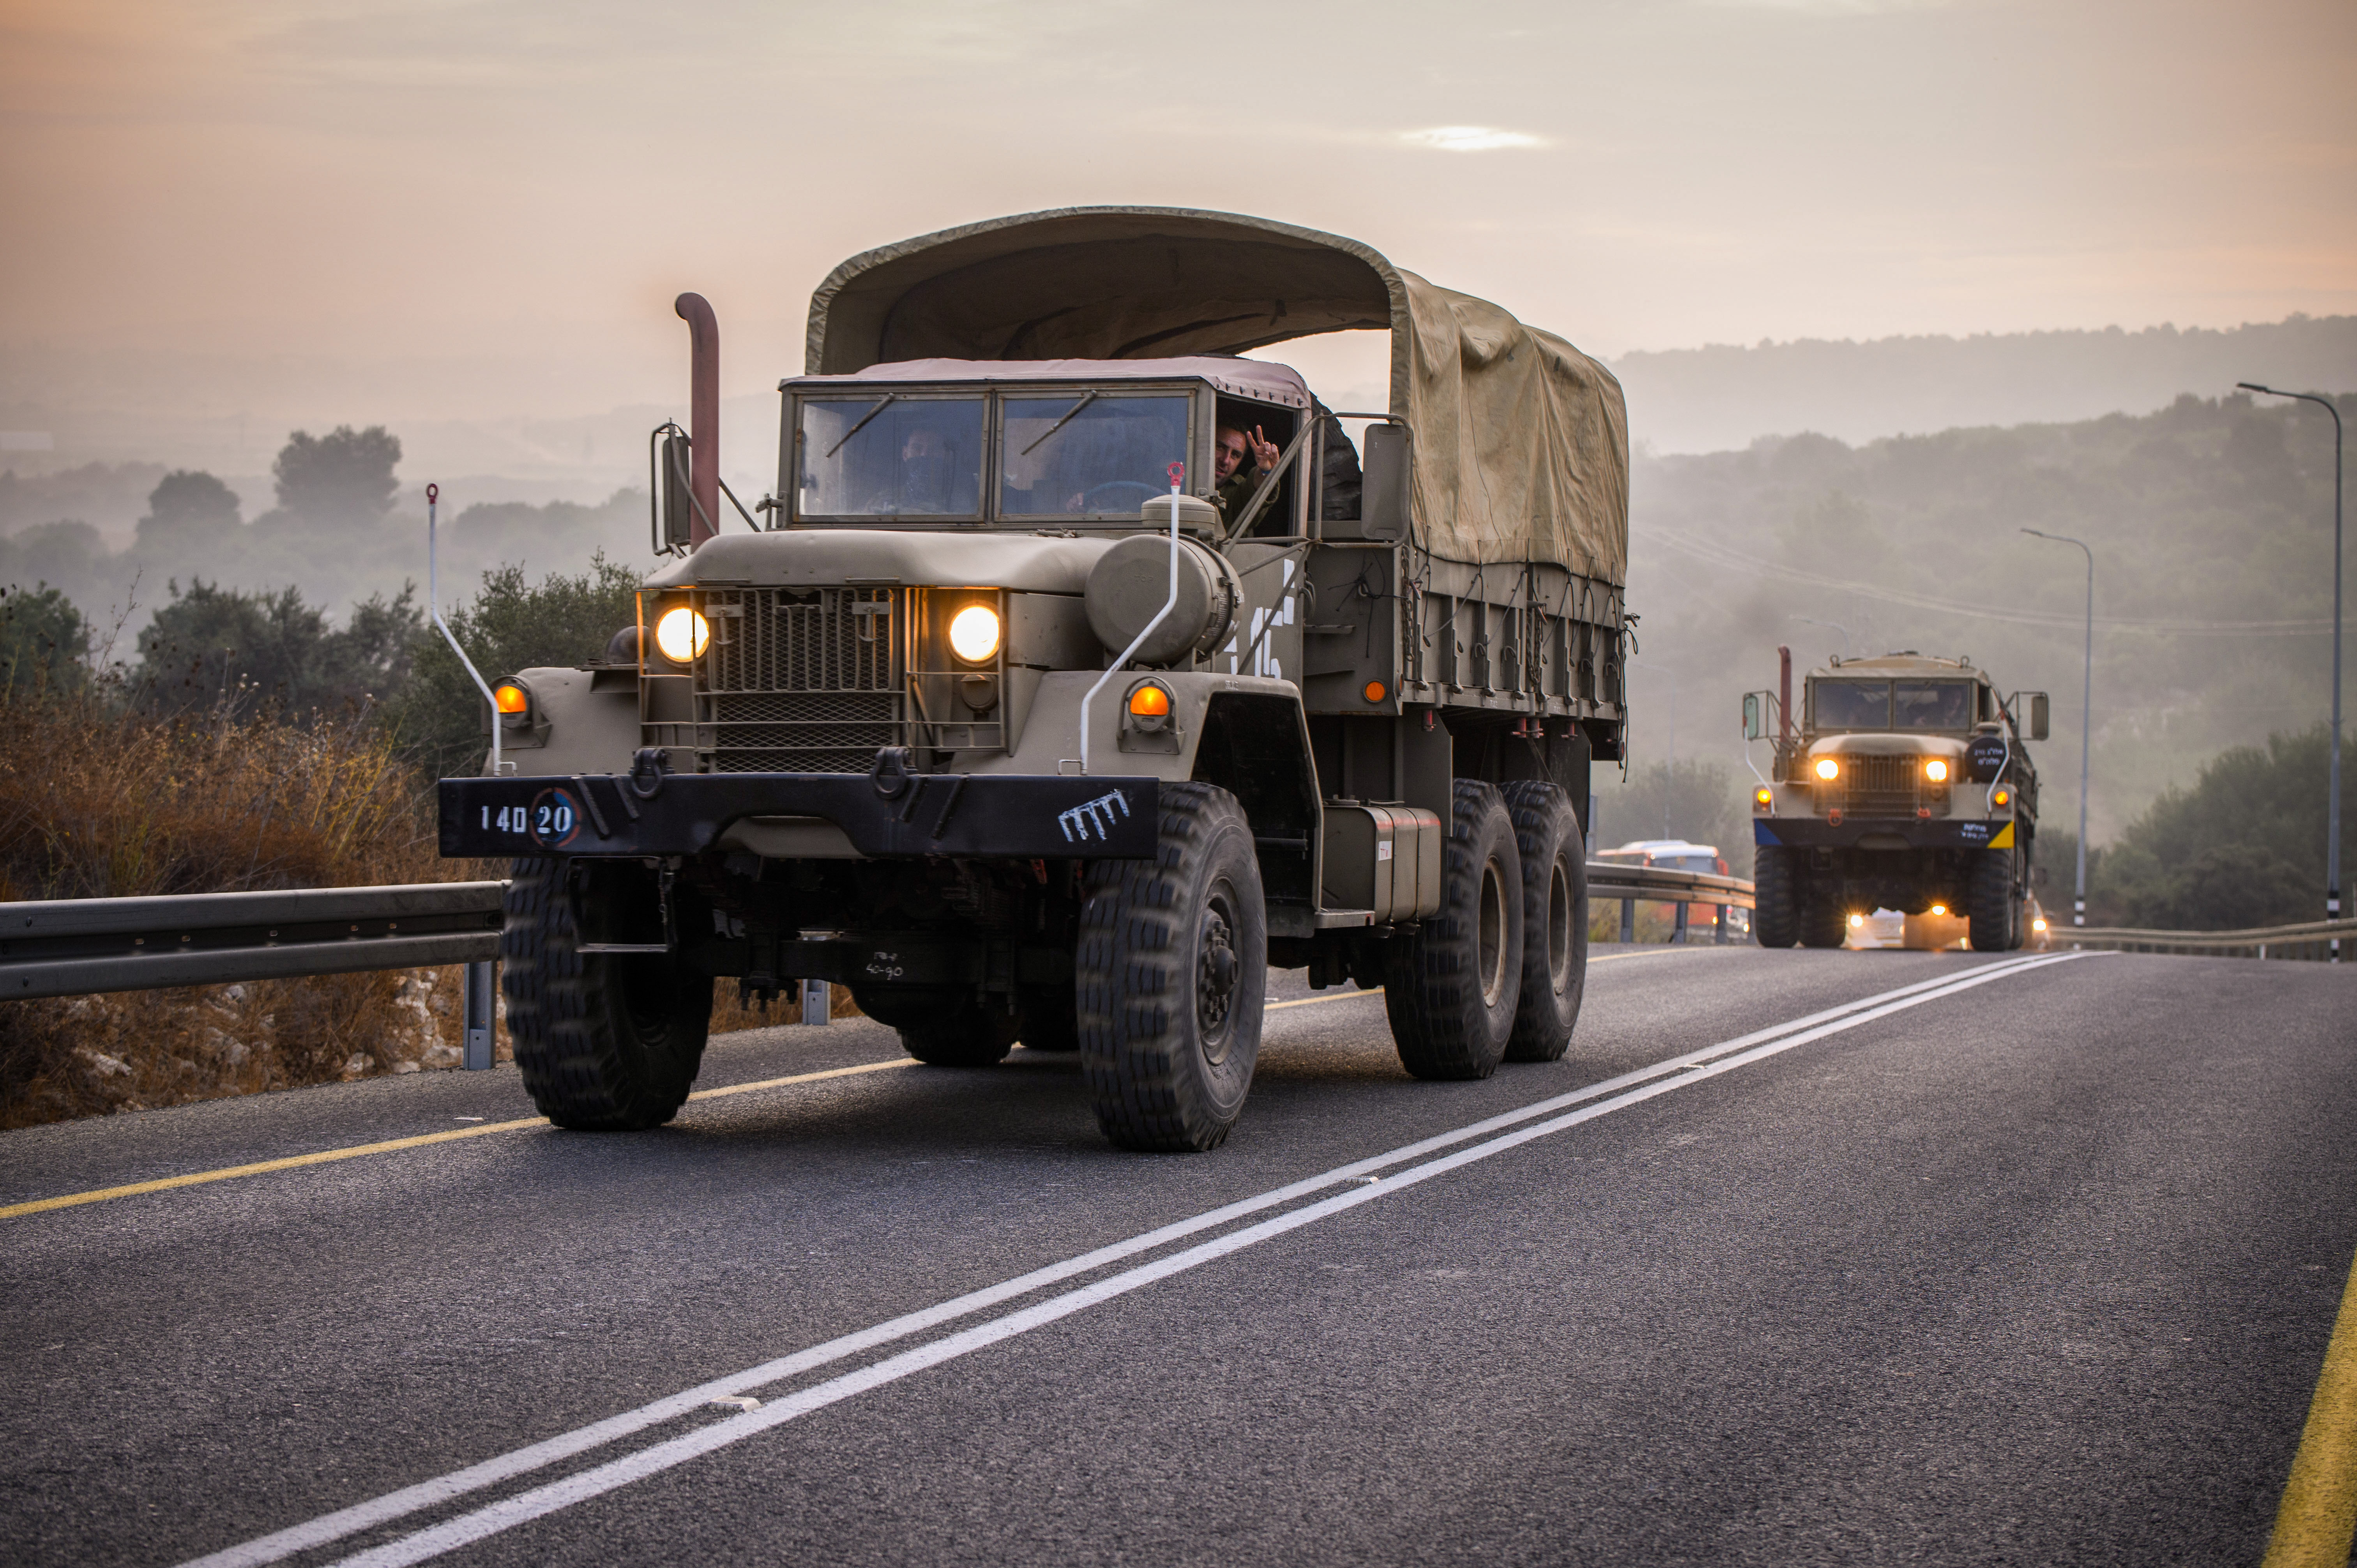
[1742,649,2048,954]
[438,207,1632,1151]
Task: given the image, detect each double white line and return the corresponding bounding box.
[187,951,2090,1568]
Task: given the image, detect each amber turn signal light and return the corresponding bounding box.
[1364,681,1387,704]
[1992,788,2012,807]
[1127,684,1170,719]
[1754,787,1772,806]
[493,683,529,714]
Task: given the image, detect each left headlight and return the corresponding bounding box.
[654,605,710,662]
[948,604,1001,663]
[1924,758,1949,783]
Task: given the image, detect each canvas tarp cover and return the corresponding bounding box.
[805,207,1627,584]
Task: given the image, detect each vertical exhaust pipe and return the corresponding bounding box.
[1777,644,1793,754]
[675,292,719,550]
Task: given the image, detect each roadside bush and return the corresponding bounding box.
[0,684,473,1128]
[386,552,640,780]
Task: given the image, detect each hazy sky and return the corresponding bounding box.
[4,0,2352,430]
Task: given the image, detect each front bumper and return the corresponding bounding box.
[439,771,1161,860]
[1754,816,2017,851]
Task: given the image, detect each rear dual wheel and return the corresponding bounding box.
[1384,781,1525,1080]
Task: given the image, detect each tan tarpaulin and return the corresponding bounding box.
[805,207,1627,585]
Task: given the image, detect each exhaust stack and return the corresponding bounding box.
[1778,644,1793,755]
[675,292,719,550]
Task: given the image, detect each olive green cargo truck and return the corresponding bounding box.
[439,207,1633,1151]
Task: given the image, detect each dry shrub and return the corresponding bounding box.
[0,686,864,1127]
[0,686,473,1127]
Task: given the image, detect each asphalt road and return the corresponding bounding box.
[4,944,2352,1567]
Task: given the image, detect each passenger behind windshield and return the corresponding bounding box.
[1212,421,1281,529]
[1894,681,1973,729]
[799,396,984,518]
[1000,394,1188,518]
[1812,681,1890,729]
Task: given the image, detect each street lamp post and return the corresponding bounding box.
[2023,528,2094,927]
[1791,616,1853,655]
[2238,384,2343,962]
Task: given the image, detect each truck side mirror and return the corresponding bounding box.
[652,424,695,555]
[1356,423,1410,543]
[1742,692,1767,742]
[2029,692,2050,741]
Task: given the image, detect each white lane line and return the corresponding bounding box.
[321,950,2094,1568]
[180,951,2074,1568]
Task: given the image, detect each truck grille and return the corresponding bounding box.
[1821,753,1936,816]
[698,587,900,773]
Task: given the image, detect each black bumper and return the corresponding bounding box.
[1753,816,2018,851]
[439,771,1161,860]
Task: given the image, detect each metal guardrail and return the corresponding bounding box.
[2063,916,2355,961]
[1587,862,1757,946]
[1,882,508,1068]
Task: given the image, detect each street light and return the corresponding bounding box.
[1790,615,1853,654]
[2022,528,2094,927]
[2238,383,2343,962]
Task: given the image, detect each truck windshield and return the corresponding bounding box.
[1893,681,1973,729]
[1812,681,1890,729]
[799,396,985,517]
[1000,394,1189,517]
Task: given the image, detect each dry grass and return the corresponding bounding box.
[0,686,482,1128]
[0,686,862,1130]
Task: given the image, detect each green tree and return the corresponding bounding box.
[387,552,641,779]
[272,426,401,524]
[135,470,242,552]
[133,579,421,718]
[1593,758,1752,875]
[0,583,88,696]
[2082,724,2353,928]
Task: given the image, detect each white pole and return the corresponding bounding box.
[428,482,506,777]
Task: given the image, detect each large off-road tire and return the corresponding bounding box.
[501,857,711,1131]
[1500,781,1587,1063]
[1753,845,1801,949]
[1077,781,1267,1152]
[1797,892,1850,950]
[1968,847,2021,953]
[857,984,1018,1068]
[1384,780,1524,1081]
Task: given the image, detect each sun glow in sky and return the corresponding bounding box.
[1,0,2351,428]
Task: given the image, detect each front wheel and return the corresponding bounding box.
[502,858,711,1131]
[1968,847,2021,952]
[1797,893,1850,950]
[1753,845,1800,949]
[1078,782,1268,1151]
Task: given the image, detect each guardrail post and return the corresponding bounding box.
[1715,904,1728,944]
[463,960,495,1070]
[801,978,830,1025]
[1619,897,1635,944]
[1672,902,1689,946]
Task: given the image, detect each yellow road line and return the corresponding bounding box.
[2263,1249,2357,1566]
[4,948,1705,1222]
[0,1059,915,1222]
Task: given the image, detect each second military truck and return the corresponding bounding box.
[440,207,1632,1151]
[1744,649,2047,954]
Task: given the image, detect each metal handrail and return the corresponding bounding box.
[1587,861,1757,910]
[2063,916,2357,954]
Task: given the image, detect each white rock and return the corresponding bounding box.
[75,1048,132,1078]
[340,1053,376,1079]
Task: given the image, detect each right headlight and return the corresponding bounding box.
[654,605,710,663]
[1814,757,1840,781]
[948,603,1001,664]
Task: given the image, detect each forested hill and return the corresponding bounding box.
[1612,314,2357,454]
[1624,389,2351,847]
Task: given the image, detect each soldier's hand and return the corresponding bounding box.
[1248,425,1280,472]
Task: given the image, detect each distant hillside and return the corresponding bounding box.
[1611,314,2357,454]
[1623,390,2351,851]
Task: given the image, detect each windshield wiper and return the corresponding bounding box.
[825,394,900,458]
[1019,390,1101,456]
